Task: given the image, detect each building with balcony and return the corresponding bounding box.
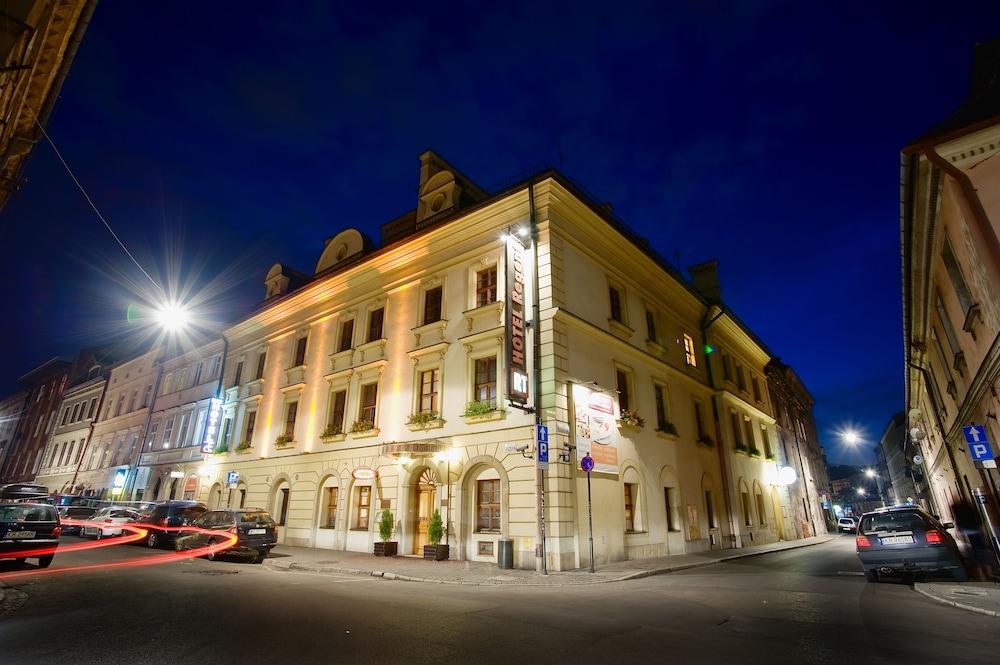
[137,151,813,570]
[902,38,1000,530]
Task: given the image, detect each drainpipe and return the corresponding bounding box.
[700,305,737,549]
[529,182,547,575]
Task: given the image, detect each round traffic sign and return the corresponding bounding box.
[581,454,594,473]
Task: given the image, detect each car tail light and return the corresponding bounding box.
[856,535,872,548]
[52,526,62,538]
[925,530,944,545]
[105,519,115,523]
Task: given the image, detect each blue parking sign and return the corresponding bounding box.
[963,425,995,462]
[537,425,549,469]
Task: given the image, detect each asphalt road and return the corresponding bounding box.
[1,534,996,665]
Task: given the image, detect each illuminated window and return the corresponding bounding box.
[624,483,637,532]
[367,307,385,343]
[324,487,339,528]
[338,318,354,353]
[474,357,497,405]
[683,334,697,367]
[359,383,378,424]
[476,479,500,532]
[476,266,497,307]
[423,286,443,325]
[419,369,439,413]
[355,486,371,530]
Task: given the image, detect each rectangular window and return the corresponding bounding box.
[328,390,347,433]
[744,416,755,451]
[645,310,657,342]
[474,357,497,405]
[142,384,152,408]
[163,417,174,449]
[255,353,267,380]
[146,421,159,449]
[127,390,137,413]
[755,492,767,526]
[355,486,371,530]
[359,383,378,424]
[935,294,961,356]
[161,373,173,396]
[941,237,974,314]
[761,425,772,458]
[114,395,124,418]
[616,369,631,412]
[654,383,669,431]
[609,286,623,323]
[624,483,637,532]
[664,487,679,532]
[751,376,761,402]
[419,369,439,413]
[88,398,97,419]
[177,368,188,390]
[683,333,697,367]
[722,354,732,381]
[192,362,203,386]
[220,418,232,450]
[293,336,308,367]
[244,411,257,446]
[284,402,298,439]
[736,364,746,392]
[177,413,190,447]
[423,286,443,325]
[325,487,339,528]
[476,479,501,532]
[367,307,384,342]
[693,400,706,439]
[233,360,244,387]
[61,407,70,426]
[730,411,742,447]
[741,491,753,527]
[338,319,354,353]
[476,266,497,307]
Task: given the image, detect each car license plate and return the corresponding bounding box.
[6,531,35,539]
[880,535,914,545]
[248,528,266,535]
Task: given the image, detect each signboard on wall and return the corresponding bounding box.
[571,383,619,475]
[505,235,529,404]
[200,398,224,455]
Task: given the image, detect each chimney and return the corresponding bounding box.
[688,260,723,304]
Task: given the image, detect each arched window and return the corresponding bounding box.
[753,481,767,526]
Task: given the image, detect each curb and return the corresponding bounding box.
[266,536,835,587]
[913,584,1000,618]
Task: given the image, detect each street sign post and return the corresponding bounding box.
[581,453,595,573]
[963,424,996,465]
[226,470,239,489]
[537,424,549,470]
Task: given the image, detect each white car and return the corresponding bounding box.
[80,507,140,538]
[838,517,858,533]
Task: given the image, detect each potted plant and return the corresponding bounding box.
[422,509,448,561]
[213,441,229,455]
[275,434,293,448]
[748,446,762,457]
[350,419,375,434]
[320,423,343,442]
[657,421,678,437]
[617,409,645,431]
[373,508,397,557]
[735,441,750,454]
[407,410,440,430]
[235,440,252,453]
[463,400,496,418]
[696,434,715,447]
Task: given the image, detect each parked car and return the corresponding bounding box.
[58,505,98,535]
[0,483,50,502]
[137,501,207,549]
[175,509,277,563]
[838,517,858,533]
[856,506,966,582]
[80,507,140,539]
[0,502,61,568]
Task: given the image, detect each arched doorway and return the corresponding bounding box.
[208,483,222,509]
[412,468,436,554]
[168,477,179,500]
[271,479,291,544]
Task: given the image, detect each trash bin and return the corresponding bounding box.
[497,538,514,569]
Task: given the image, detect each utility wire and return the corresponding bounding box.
[26,105,164,296]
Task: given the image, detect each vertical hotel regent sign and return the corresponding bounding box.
[200,398,224,455]
[505,233,529,404]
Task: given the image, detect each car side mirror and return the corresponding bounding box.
[942,521,955,529]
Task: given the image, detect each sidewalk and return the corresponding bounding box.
[264,535,833,586]
[914,582,1000,618]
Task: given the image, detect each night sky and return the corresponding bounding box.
[1,2,997,465]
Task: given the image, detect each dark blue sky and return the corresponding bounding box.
[1,1,997,465]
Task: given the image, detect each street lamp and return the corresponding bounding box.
[856,487,866,496]
[865,468,876,479]
[154,301,191,333]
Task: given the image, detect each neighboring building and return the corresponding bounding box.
[137,338,225,503]
[0,358,75,483]
[876,412,918,507]
[134,151,811,570]
[34,366,107,493]
[0,391,28,475]
[766,359,833,538]
[902,38,1000,537]
[73,348,159,499]
[0,0,96,212]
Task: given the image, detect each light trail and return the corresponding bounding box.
[0,520,238,581]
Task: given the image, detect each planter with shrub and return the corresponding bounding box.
[373,508,397,557]
[422,509,449,561]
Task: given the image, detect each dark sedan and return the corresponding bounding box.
[856,506,966,582]
[0,502,61,568]
[58,505,98,535]
[175,508,277,563]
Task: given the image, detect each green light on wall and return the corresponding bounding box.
[704,344,715,355]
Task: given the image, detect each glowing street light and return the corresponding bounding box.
[154,301,191,333]
[856,487,866,496]
[865,468,877,479]
[842,429,861,446]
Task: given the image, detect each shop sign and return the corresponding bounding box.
[571,383,618,475]
[505,235,529,404]
[352,467,378,480]
[200,398,224,455]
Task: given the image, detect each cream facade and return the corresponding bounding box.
[34,371,106,493]
[145,152,816,570]
[902,40,1000,538]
